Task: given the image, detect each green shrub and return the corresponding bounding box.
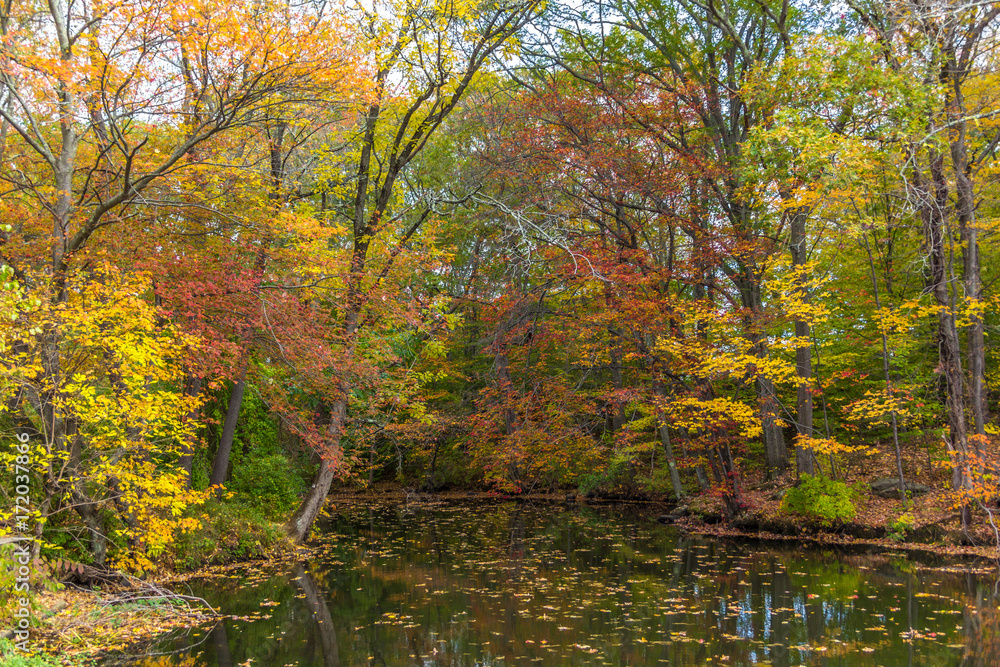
[578,455,634,496]
[888,512,915,542]
[638,466,679,495]
[228,453,306,519]
[781,474,859,526]
[577,470,605,496]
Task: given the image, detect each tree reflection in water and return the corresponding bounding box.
[293,562,340,667]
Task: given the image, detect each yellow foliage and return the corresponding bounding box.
[657,395,762,439]
[0,264,211,572]
[844,389,920,428]
[767,259,831,326]
[794,434,874,457]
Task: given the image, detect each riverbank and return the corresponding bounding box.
[6,535,339,665]
[651,460,1000,564]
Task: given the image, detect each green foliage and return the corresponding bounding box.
[578,446,643,497]
[637,466,680,496]
[228,453,307,519]
[578,439,686,498]
[399,438,482,490]
[781,474,860,526]
[197,384,284,491]
[230,388,281,467]
[576,470,606,496]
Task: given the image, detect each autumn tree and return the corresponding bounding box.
[284,0,542,542]
[497,0,821,480]
[846,0,1000,520]
[0,0,356,564]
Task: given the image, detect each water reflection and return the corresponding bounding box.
[103,501,1000,666]
[293,562,340,667]
[209,623,231,667]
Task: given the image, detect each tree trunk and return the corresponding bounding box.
[678,427,710,490]
[496,349,516,436]
[706,435,741,517]
[789,207,814,477]
[179,375,203,487]
[73,492,107,566]
[210,374,246,487]
[741,278,787,479]
[609,331,625,432]
[758,377,787,478]
[862,236,907,506]
[285,91,373,544]
[286,393,347,542]
[287,458,339,542]
[653,381,685,500]
[923,147,971,519]
[950,88,986,438]
[286,253,362,542]
[425,439,441,492]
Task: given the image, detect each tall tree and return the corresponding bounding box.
[608,0,806,478]
[285,0,542,542]
[850,0,1000,518]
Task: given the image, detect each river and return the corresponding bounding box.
[99,499,999,666]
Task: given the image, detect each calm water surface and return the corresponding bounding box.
[106,500,1000,666]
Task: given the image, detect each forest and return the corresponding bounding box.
[2,0,1000,580]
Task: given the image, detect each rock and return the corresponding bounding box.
[656,506,689,524]
[769,489,787,502]
[939,529,968,546]
[870,477,932,499]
